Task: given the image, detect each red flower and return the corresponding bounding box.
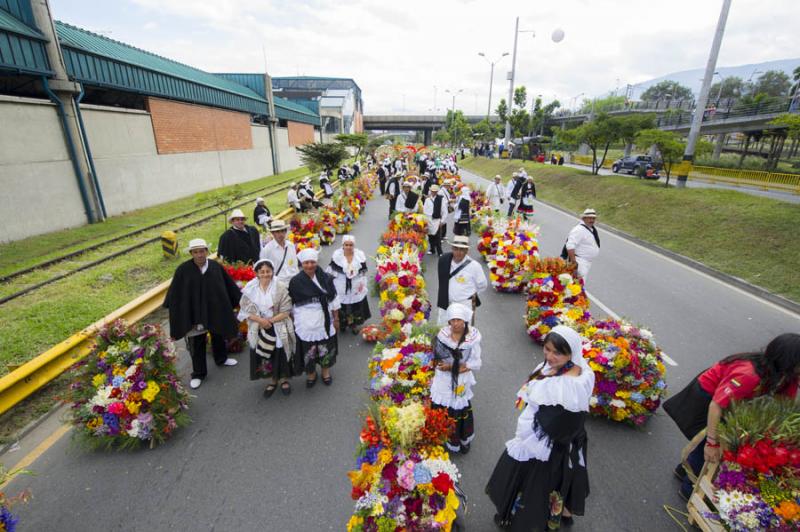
[431,472,453,494]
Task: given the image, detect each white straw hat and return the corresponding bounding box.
[228,208,246,221]
[187,238,209,252]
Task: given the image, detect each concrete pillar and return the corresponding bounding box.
[712,133,725,160]
[32,0,104,223]
[423,129,432,146]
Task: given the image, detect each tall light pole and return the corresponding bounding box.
[478,51,509,122]
[445,89,464,147]
[713,71,725,103]
[676,0,732,188]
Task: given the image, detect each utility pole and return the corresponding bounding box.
[504,16,520,149]
[32,0,105,223]
[676,0,732,188]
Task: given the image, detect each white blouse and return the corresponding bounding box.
[429,327,483,410]
[325,248,369,305]
[292,274,342,342]
[238,279,282,348]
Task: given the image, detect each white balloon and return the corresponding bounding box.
[551,28,565,43]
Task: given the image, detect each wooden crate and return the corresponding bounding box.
[686,461,726,532]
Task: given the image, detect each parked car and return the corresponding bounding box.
[611,155,654,175]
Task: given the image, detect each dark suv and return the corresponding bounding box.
[611,155,653,175]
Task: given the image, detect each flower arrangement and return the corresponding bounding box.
[470,188,492,219]
[708,397,800,530]
[524,258,590,343]
[288,215,321,251]
[476,217,500,260]
[374,243,431,328]
[317,207,338,245]
[487,220,540,293]
[222,261,256,288]
[581,319,668,425]
[369,334,435,405]
[65,321,191,449]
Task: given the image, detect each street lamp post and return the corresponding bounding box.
[478,52,509,122]
[676,0,732,188]
[445,88,464,147]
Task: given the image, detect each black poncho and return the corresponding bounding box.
[218,226,261,264]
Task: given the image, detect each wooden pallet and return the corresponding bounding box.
[682,432,726,532]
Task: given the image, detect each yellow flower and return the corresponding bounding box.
[417,482,435,495]
[112,366,126,377]
[588,361,604,373]
[379,291,389,303]
[615,390,632,399]
[86,417,102,430]
[92,374,106,388]
[142,380,160,402]
[346,515,364,532]
[125,400,141,415]
[377,449,393,465]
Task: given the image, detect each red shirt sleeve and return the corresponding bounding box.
[712,369,761,409]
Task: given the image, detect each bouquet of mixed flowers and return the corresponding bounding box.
[387,213,428,235]
[317,207,339,245]
[369,334,435,405]
[580,319,668,426]
[470,188,492,219]
[65,321,191,449]
[288,215,321,251]
[476,217,500,260]
[524,258,590,343]
[374,243,431,327]
[382,213,429,256]
[708,397,800,530]
[488,221,540,293]
[222,261,256,288]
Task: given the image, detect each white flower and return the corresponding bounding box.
[90,386,113,407]
[610,399,626,408]
[557,273,573,285]
[424,458,461,481]
[380,347,400,360]
[589,396,598,407]
[124,365,138,378]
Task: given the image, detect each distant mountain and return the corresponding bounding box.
[628,58,799,99]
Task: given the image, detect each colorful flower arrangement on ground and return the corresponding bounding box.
[476,216,500,260]
[524,257,590,343]
[487,219,540,293]
[707,397,800,530]
[580,319,668,426]
[65,320,191,450]
[288,215,321,251]
[222,261,256,288]
[349,204,462,531]
[380,213,429,258]
[317,207,338,245]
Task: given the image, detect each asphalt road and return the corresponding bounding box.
[7,171,800,531]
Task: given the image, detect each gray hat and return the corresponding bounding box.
[269,219,289,232]
[451,235,470,249]
[581,208,597,218]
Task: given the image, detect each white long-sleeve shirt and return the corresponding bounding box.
[487,182,507,211]
[566,223,600,262]
[259,239,299,282]
[443,256,488,308]
[287,189,300,209]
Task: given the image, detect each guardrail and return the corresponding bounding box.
[571,154,614,169]
[689,165,800,194]
[0,175,346,415]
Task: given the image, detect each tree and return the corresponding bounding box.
[495,99,508,123]
[617,114,656,156]
[513,86,527,109]
[750,70,792,98]
[296,142,349,172]
[335,133,368,159]
[473,118,500,142]
[635,129,711,187]
[640,80,694,101]
[446,110,472,148]
[709,76,746,101]
[569,113,622,174]
[768,113,800,165]
[196,184,243,234]
[579,95,626,114]
[433,128,450,145]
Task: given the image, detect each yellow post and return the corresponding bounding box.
[161,231,178,258]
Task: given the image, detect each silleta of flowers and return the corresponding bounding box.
[580,319,668,426]
[288,215,322,251]
[317,207,339,245]
[709,397,800,530]
[524,257,590,343]
[381,213,429,256]
[486,219,540,293]
[66,321,191,449]
[349,190,462,531]
[223,261,256,288]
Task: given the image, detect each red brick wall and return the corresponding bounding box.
[146,97,253,154]
[287,121,315,146]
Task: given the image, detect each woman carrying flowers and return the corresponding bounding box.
[663,333,800,500]
[430,303,483,454]
[486,325,594,531]
[326,235,371,334]
[515,177,537,221]
[238,259,297,398]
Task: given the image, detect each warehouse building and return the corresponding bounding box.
[0,0,324,242]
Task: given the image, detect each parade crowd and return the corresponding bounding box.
[160,149,800,531]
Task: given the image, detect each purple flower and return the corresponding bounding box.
[0,505,19,532]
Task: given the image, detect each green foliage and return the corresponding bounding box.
[719,396,800,451]
[473,118,500,142]
[770,113,800,141]
[335,133,369,159]
[445,110,472,147]
[617,114,656,147]
[495,98,508,123]
[195,184,243,233]
[433,128,450,145]
[640,80,694,101]
[751,70,792,98]
[635,129,711,185]
[513,86,527,109]
[296,142,349,172]
[580,95,627,114]
[568,113,623,174]
[531,99,561,137]
[710,76,746,100]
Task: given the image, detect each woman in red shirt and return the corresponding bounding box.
[663,333,800,499]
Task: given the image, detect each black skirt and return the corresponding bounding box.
[296,335,338,373]
[453,222,471,236]
[486,439,590,531]
[340,298,372,327]
[249,346,295,381]
[663,377,712,440]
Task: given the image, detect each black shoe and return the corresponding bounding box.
[678,486,692,502]
[280,382,291,396]
[674,464,688,481]
[306,373,317,388]
[561,515,574,527]
[263,384,277,398]
[461,442,470,454]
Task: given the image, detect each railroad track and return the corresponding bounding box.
[0,176,308,307]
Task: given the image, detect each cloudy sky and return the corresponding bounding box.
[51,0,799,114]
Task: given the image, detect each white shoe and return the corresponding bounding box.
[223,358,238,366]
[190,378,202,389]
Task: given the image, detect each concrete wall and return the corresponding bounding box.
[0,96,88,242]
[0,97,278,242]
[275,126,303,171]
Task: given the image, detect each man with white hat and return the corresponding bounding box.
[163,238,241,389]
[319,172,334,200]
[218,208,261,264]
[562,208,601,280]
[486,175,507,214]
[385,170,401,217]
[395,181,419,213]
[253,197,271,231]
[259,219,299,283]
[423,184,445,256]
[436,235,488,325]
[287,183,302,212]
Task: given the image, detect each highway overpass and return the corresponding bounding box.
[362,115,499,144]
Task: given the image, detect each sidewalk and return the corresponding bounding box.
[563,162,800,204]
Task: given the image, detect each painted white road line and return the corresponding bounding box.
[461,168,800,322]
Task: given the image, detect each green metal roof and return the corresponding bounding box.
[274,95,320,126]
[55,21,269,116]
[0,7,50,74]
